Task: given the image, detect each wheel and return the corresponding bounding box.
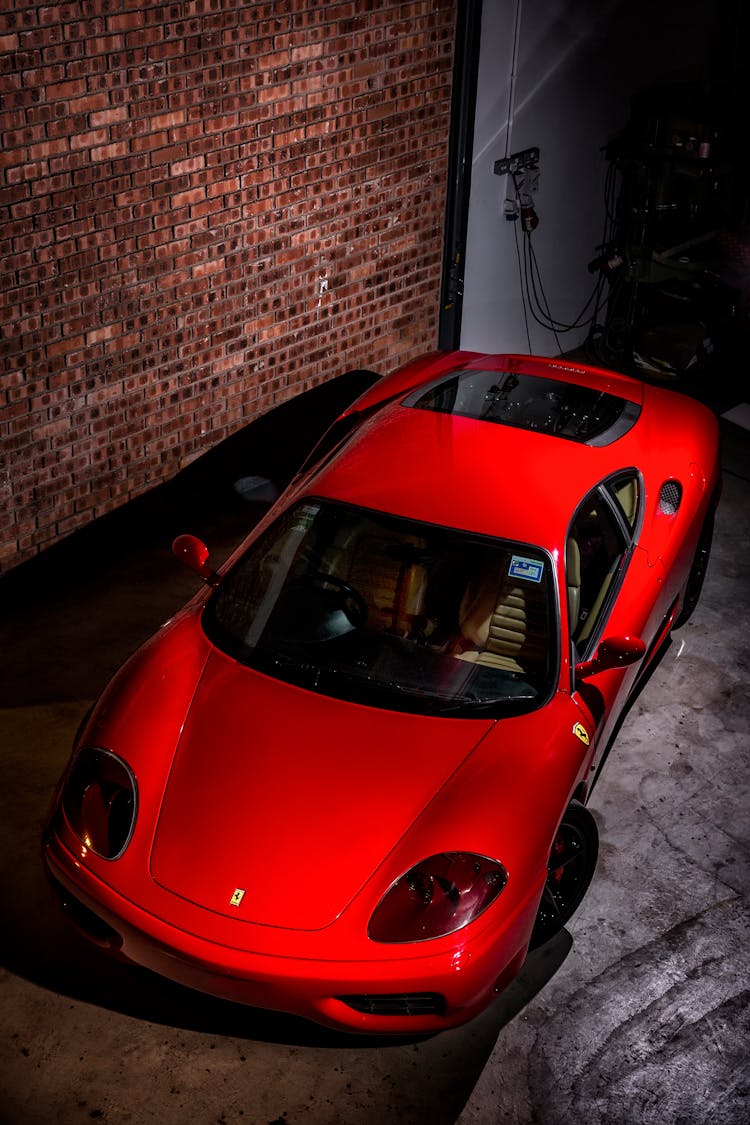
[675,509,714,627]
[530,800,599,949]
[292,572,368,628]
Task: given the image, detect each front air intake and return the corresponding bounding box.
[337,993,446,1016]
[659,480,682,515]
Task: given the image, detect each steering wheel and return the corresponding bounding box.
[292,572,368,628]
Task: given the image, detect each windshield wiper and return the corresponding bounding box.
[433,694,535,716]
[330,671,527,716]
[256,649,326,685]
[253,653,536,716]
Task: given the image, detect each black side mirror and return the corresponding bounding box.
[172,534,220,587]
[575,634,646,680]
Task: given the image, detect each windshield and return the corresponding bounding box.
[203,500,556,717]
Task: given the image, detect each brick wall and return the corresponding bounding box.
[0,0,456,574]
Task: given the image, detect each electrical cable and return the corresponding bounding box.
[519,222,603,337]
[508,169,605,347]
[587,157,623,363]
[503,0,524,161]
[503,137,629,355]
[525,235,602,332]
[524,236,563,352]
[507,142,624,355]
[513,219,533,352]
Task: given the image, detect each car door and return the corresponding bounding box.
[566,470,667,773]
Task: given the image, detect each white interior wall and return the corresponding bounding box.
[460,0,713,356]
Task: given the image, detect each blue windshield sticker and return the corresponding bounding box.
[509,555,544,583]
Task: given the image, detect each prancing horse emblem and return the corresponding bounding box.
[230,888,246,907]
[573,722,590,746]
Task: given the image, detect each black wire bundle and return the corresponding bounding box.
[510,160,621,359]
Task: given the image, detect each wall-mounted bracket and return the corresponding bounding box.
[493,147,540,176]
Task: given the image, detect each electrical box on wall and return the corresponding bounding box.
[493,147,540,176]
[495,147,541,231]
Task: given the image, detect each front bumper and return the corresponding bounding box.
[43,834,538,1034]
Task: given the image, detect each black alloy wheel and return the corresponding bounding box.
[530,800,599,949]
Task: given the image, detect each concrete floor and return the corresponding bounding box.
[1,387,748,1125]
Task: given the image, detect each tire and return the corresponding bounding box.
[675,508,714,627]
[530,800,599,949]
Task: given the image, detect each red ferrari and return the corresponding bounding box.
[43,352,721,1033]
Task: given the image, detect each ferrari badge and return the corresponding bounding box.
[230,888,246,907]
[573,722,590,746]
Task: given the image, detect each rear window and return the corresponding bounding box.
[404,369,640,446]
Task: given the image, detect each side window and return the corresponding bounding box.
[606,471,641,534]
[567,486,629,655]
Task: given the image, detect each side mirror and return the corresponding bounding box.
[172,534,220,587]
[575,634,646,680]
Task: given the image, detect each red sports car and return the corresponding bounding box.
[43,352,721,1033]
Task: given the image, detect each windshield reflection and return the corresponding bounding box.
[203,500,556,716]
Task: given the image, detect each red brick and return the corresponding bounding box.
[1,0,456,575]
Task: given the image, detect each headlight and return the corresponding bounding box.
[368,852,507,943]
[62,747,137,859]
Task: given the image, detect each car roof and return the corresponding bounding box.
[308,400,627,549]
[304,353,717,550]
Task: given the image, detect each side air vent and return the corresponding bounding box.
[659,480,682,515]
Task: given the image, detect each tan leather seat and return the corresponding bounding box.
[452,648,524,672]
[454,575,528,673]
[615,478,639,527]
[346,534,427,635]
[566,537,581,635]
[576,557,619,645]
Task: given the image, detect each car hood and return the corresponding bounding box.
[150,649,493,930]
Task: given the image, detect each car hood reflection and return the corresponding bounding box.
[150,649,494,930]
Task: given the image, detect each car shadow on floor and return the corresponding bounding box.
[0,695,572,1125]
[0,694,572,1052]
[3,870,573,1053]
[1,368,576,1122]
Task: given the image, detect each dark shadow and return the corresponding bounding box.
[0,367,575,1122]
[589,633,673,794]
[0,831,572,1125]
[1,677,571,1072]
[0,798,570,1054]
[0,818,573,1124]
[0,370,380,709]
[0,368,380,611]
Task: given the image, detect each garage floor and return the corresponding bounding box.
[1,382,748,1125]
